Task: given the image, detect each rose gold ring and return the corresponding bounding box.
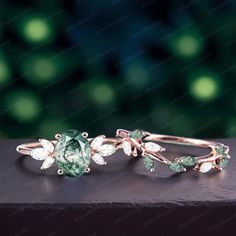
[16,128,230,177]
[116,129,230,173]
[16,129,120,177]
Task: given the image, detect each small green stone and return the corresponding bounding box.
[169,162,185,172]
[215,145,226,155]
[218,155,229,169]
[130,129,144,139]
[143,156,155,172]
[180,156,197,166]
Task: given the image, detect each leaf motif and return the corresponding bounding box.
[199,162,213,173]
[39,139,54,153]
[97,144,116,156]
[122,141,132,156]
[143,156,155,172]
[30,148,48,160]
[92,153,106,165]
[41,157,55,170]
[91,136,104,149]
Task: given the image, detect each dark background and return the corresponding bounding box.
[0,0,235,139]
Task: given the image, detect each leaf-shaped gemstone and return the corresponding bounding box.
[179,156,197,166]
[30,148,48,160]
[91,136,104,149]
[199,162,213,173]
[41,157,55,170]
[97,144,116,156]
[169,162,185,172]
[218,155,230,169]
[143,156,155,172]
[39,139,54,153]
[122,141,132,156]
[145,142,162,152]
[92,153,106,165]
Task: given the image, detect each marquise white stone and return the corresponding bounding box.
[122,141,132,156]
[91,136,104,149]
[92,153,106,165]
[199,162,213,173]
[30,148,48,160]
[145,142,162,152]
[41,157,55,170]
[40,139,54,153]
[97,144,116,156]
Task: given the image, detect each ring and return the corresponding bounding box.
[16,128,230,177]
[116,129,230,173]
[16,129,120,177]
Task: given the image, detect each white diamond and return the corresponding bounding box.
[97,144,116,156]
[41,157,55,170]
[199,162,213,173]
[91,136,104,149]
[122,141,132,156]
[92,153,106,165]
[145,142,162,152]
[30,148,48,160]
[39,139,54,153]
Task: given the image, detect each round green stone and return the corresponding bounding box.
[169,162,185,172]
[129,129,144,139]
[55,129,91,177]
[180,156,197,166]
[218,156,229,169]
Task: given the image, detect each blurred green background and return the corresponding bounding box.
[0,0,235,139]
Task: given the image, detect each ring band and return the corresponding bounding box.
[117,129,230,173]
[16,128,230,177]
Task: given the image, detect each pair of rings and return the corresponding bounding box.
[16,129,230,177]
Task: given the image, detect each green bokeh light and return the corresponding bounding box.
[5,90,42,121]
[22,55,61,85]
[0,60,11,84]
[191,75,219,101]
[21,17,54,43]
[90,83,115,105]
[39,118,70,138]
[169,31,203,58]
[125,63,150,88]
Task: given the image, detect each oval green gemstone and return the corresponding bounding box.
[169,162,185,172]
[218,156,229,169]
[55,129,91,177]
[180,156,197,166]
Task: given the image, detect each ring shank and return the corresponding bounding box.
[144,134,218,148]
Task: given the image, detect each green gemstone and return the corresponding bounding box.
[180,156,197,166]
[215,145,226,155]
[130,129,144,139]
[143,156,155,172]
[169,162,185,172]
[55,129,91,177]
[218,155,229,169]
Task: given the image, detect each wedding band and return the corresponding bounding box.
[116,129,230,173]
[16,128,230,177]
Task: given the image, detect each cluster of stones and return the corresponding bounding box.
[123,129,165,173]
[126,130,230,174]
[30,129,116,177]
[215,145,230,169]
